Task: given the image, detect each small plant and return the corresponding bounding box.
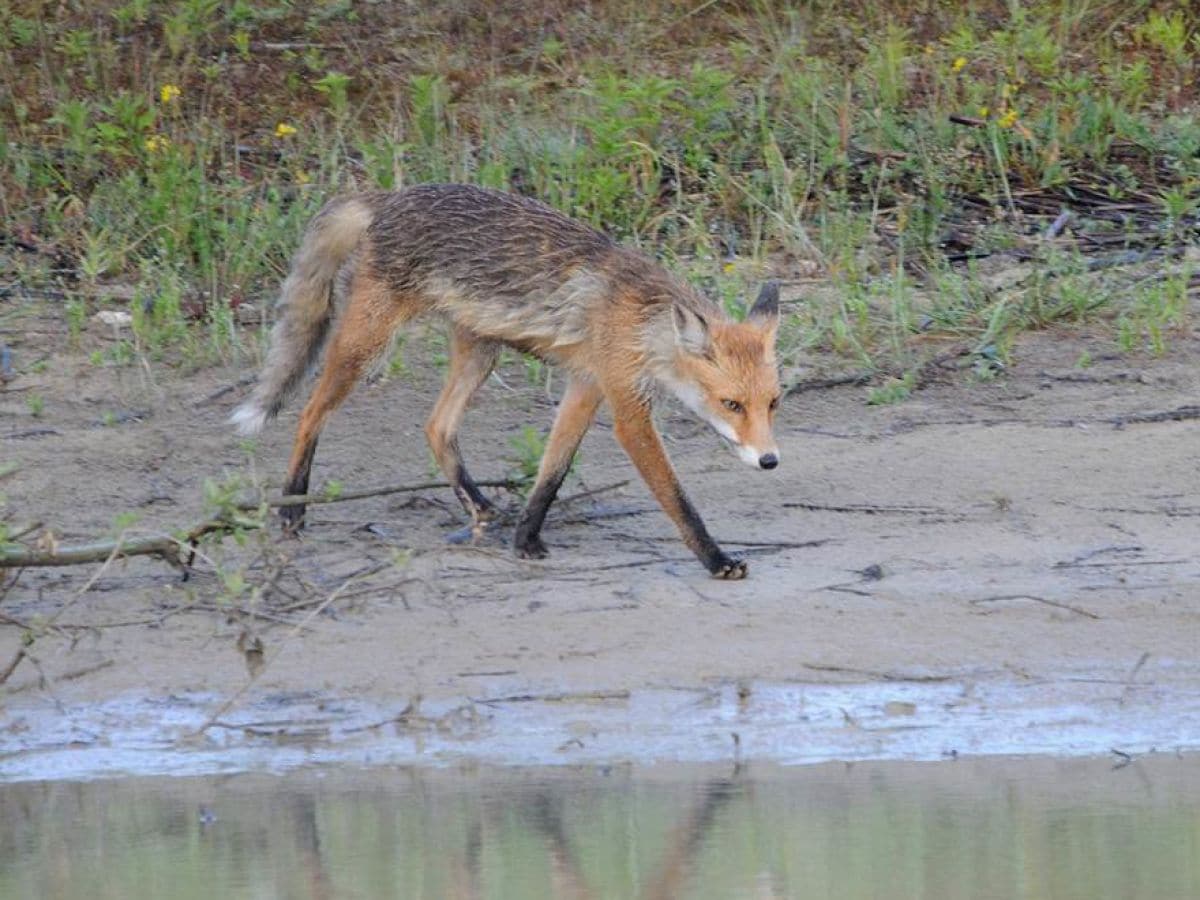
[25,395,44,417]
[110,510,140,534]
[506,426,549,493]
[866,372,915,406]
[312,71,352,117]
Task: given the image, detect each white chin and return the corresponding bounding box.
[732,442,762,468]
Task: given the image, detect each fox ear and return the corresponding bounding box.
[747,280,780,328]
[672,304,711,356]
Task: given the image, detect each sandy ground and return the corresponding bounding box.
[2,307,1199,774]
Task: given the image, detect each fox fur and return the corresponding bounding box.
[233,184,782,578]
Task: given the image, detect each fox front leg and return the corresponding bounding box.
[608,398,747,579]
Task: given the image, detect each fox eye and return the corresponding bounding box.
[769,395,781,412]
[721,399,744,414]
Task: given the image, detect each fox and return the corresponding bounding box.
[231,184,782,578]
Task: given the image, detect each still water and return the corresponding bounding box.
[2,755,1197,899]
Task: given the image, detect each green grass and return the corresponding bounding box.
[2,1,1198,382]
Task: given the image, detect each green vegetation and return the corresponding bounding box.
[2,1,1198,382]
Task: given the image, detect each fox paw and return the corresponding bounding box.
[515,536,549,559]
[710,555,748,580]
[279,506,306,536]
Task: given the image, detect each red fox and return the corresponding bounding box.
[232,184,782,578]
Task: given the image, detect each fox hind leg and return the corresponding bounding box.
[425,327,501,527]
[281,274,416,533]
[514,377,603,558]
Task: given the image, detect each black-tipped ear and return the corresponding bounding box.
[748,280,780,325]
[672,304,711,356]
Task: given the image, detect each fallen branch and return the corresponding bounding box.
[1108,405,1200,427]
[0,518,245,569]
[786,372,871,395]
[0,478,524,569]
[258,478,518,509]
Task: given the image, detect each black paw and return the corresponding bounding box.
[710,555,748,580]
[279,504,306,536]
[515,535,549,559]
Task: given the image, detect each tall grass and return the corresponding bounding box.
[2,1,1197,376]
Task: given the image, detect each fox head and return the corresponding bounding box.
[668,282,782,470]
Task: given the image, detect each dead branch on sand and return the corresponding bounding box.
[0,477,523,570]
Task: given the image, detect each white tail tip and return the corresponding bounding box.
[230,403,268,436]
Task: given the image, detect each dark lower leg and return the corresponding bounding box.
[278,274,410,535]
[280,435,318,532]
[514,379,603,558]
[609,399,745,579]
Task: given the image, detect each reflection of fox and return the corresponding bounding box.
[232,184,782,578]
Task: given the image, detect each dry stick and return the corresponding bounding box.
[0,530,142,685]
[786,372,872,395]
[0,479,521,569]
[0,518,241,569]
[0,648,25,685]
[259,478,518,510]
[970,593,1101,620]
[194,576,356,734]
[194,374,254,407]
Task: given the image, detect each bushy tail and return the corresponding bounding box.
[231,196,374,435]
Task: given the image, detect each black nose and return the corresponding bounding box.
[759,453,778,470]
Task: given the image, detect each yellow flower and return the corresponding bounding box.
[159,83,181,104]
[952,56,967,72]
[978,106,990,118]
[144,134,171,153]
[998,109,1019,128]
[274,122,298,138]
[722,261,736,274]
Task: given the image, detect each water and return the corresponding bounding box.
[2,755,1197,899]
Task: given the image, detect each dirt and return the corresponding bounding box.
[2,304,1199,775]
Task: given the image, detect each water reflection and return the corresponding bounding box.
[1,756,1197,899]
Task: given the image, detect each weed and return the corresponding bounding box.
[506,426,549,493]
[1,1,1197,399]
[866,372,916,406]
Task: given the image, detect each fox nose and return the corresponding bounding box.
[758,452,779,470]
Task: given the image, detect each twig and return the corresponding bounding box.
[1108,405,1200,427]
[969,593,1101,620]
[0,518,248,569]
[0,648,26,686]
[1043,209,1071,240]
[194,375,254,407]
[782,501,949,516]
[195,576,356,734]
[260,478,518,509]
[785,372,872,395]
[804,663,956,682]
[186,603,308,627]
[556,479,630,506]
[3,428,60,440]
[474,689,630,706]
